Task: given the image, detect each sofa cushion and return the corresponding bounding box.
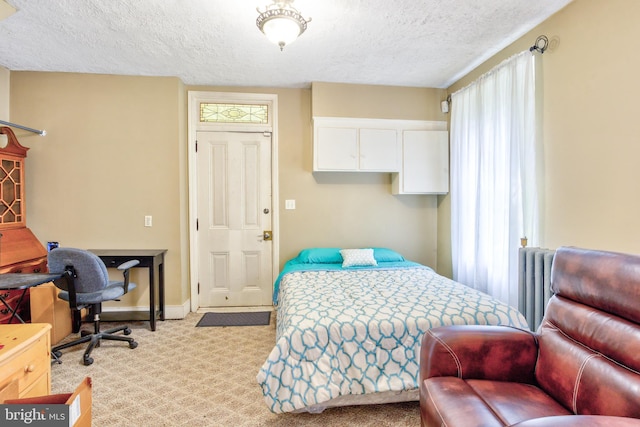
[511,415,640,427]
[467,379,571,425]
[421,377,571,427]
[551,247,640,325]
[536,298,640,417]
[420,377,503,427]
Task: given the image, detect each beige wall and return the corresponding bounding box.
[0,66,8,121]
[309,82,448,267]
[10,72,188,313]
[438,0,640,277]
[188,83,448,269]
[311,82,446,121]
[7,73,446,315]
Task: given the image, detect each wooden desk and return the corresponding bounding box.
[0,323,51,400]
[89,249,166,331]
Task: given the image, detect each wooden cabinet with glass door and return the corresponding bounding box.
[0,127,49,323]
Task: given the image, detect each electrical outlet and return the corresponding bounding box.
[285,200,296,210]
[144,215,152,227]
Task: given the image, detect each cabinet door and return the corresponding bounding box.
[398,130,449,194]
[314,127,358,171]
[359,129,399,171]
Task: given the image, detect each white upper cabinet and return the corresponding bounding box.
[313,118,399,172]
[392,130,449,195]
[315,126,358,170]
[313,117,449,195]
[359,129,399,171]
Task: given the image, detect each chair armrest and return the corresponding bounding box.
[117,259,139,293]
[54,268,79,309]
[420,325,538,384]
[117,259,140,270]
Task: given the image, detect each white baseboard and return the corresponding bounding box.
[103,299,191,320]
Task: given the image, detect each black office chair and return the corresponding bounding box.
[48,247,139,365]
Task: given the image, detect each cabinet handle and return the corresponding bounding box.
[24,364,36,373]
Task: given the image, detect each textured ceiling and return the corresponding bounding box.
[0,0,572,89]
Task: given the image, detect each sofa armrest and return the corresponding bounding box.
[420,325,538,384]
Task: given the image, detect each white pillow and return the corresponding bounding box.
[340,248,378,268]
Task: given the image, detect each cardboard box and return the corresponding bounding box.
[3,377,92,427]
[29,283,72,345]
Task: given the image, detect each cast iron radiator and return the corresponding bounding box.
[518,247,556,331]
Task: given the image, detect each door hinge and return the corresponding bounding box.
[197,282,200,294]
[195,140,198,152]
[196,218,198,231]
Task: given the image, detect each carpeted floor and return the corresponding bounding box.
[50,312,420,426]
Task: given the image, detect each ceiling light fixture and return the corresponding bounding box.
[256,0,311,51]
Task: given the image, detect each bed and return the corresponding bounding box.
[256,248,529,414]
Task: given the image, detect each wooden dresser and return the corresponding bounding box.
[0,323,51,400]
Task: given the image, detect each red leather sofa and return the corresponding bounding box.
[419,246,640,427]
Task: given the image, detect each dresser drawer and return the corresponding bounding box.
[21,370,50,398]
[0,333,49,396]
[0,324,51,399]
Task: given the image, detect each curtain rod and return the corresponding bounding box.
[0,120,46,136]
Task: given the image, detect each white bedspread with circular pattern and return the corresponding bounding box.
[257,266,528,413]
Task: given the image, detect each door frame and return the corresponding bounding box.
[187,91,279,312]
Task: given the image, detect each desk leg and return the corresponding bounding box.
[149,265,156,332]
[159,261,165,321]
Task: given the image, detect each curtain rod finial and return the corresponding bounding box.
[530,35,549,54]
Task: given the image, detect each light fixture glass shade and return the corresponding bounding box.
[263,16,301,48]
[256,1,310,51]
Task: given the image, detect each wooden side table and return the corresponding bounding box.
[88,249,167,331]
[0,323,51,400]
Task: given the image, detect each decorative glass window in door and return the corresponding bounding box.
[200,103,269,124]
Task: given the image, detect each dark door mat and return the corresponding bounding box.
[196,311,271,327]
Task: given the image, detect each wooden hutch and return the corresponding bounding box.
[0,127,48,322]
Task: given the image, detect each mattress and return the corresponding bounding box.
[257,261,528,414]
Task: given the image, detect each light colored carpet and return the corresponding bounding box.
[51,312,420,426]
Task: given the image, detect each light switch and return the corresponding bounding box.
[285,200,296,210]
[144,215,152,227]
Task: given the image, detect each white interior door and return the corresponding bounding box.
[196,131,273,307]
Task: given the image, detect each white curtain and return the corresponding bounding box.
[450,50,539,308]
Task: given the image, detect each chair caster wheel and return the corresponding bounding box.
[129,341,138,349]
[83,356,94,366]
[124,328,132,335]
[81,330,91,337]
[53,351,62,358]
